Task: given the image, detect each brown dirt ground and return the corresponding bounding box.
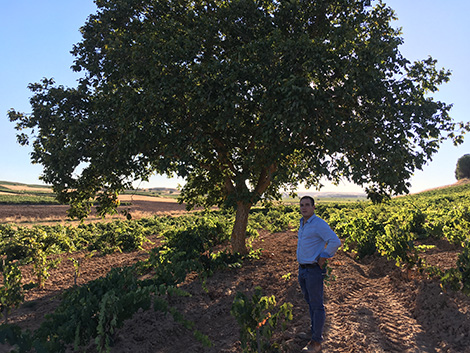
[1,201,470,353]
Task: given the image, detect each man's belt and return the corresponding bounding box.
[299,263,318,269]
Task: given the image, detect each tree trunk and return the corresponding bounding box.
[231,201,252,255]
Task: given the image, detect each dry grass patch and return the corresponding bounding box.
[0,184,52,193]
[118,194,177,203]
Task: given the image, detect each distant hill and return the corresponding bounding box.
[0,181,57,204]
[0,181,180,204]
[298,191,366,199]
[3,178,469,202]
[412,178,470,195]
[122,187,179,198]
[0,181,179,195]
[0,181,51,190]
[146,187,179,194]
[406,178,470,198]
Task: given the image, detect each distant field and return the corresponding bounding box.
[0,180,50,189]
[283,194,367,204]
[119,194,178,203]
[0,182,58,204]
[0,181,179,205]
[4,178,468,206]
[0,180,375,206]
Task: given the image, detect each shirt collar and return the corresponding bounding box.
[300,214,316,226]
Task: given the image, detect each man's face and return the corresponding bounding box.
[300,198,315,220]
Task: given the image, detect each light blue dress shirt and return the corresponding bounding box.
[297,215,341,264]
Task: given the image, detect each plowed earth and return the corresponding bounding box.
[1,201,470,353]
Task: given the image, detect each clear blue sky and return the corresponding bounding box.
[1,0,469,193]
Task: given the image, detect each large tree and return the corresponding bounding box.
[9,0,469,253]
[455,154,470,180]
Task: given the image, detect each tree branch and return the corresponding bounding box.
[254,163,277,197]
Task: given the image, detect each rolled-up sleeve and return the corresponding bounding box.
[318,220,341,258]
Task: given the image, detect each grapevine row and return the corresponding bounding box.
[1,185,469,351]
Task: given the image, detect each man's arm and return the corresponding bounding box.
[318,221,341,267]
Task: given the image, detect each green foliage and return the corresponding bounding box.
[441,205,470,244]
[248,205,298,233]
[1,225,79,264]
[0,260,25,323]
[0,216,174,272]
[231,286,293,353]
[0,227,64,288]
[393,207,427,237]
[455,154,470,180]
[376,225,421,268]
[0,194,58,205]
[69,251,95,287]
[338,217,383,258]
[326,183,470,295]
[9,0,469,255]
[0,212,219,350]
[2,185,470,352]
[145,217,240,286]
[0,215,244,352]
[86,221,148,254]
[323,263,336,287]
[162,216,231,256]
[365,186,391,205]
[441,240,470,295]
[153,285,212,348]
[94,285,153,353]
[281,273,291,281]
[0,323,33,353]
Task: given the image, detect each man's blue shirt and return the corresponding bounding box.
[297,214,341,264]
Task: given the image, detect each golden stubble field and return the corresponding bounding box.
[0,183,187,225]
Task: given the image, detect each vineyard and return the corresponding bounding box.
[0,182,470,352]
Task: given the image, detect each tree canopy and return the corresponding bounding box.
[455,154,470,180]
[9,0,469,253]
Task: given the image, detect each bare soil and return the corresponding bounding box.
[1,201,470,353]
[0,197,187,225]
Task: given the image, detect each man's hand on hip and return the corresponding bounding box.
[318,257,327,269]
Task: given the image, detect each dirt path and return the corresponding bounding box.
[325,255,436,352]
[102,231,470,353]
[2,206,470,352]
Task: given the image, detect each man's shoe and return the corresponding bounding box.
[301,340,322,352]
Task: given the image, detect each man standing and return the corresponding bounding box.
[297,196,341,352]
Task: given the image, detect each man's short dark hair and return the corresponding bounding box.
[300,195,315,206]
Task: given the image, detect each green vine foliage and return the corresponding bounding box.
[457,241,470,295]
[0,217,243,352]
[248,206,299,233]
[441,240,470,295]
[338,217,383,258]
[375,225,419,268]
[1,185,470,351]
[0,227,63,288]
[231,286,293,353]
[0,260,25,324]
[320,183,470,297]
